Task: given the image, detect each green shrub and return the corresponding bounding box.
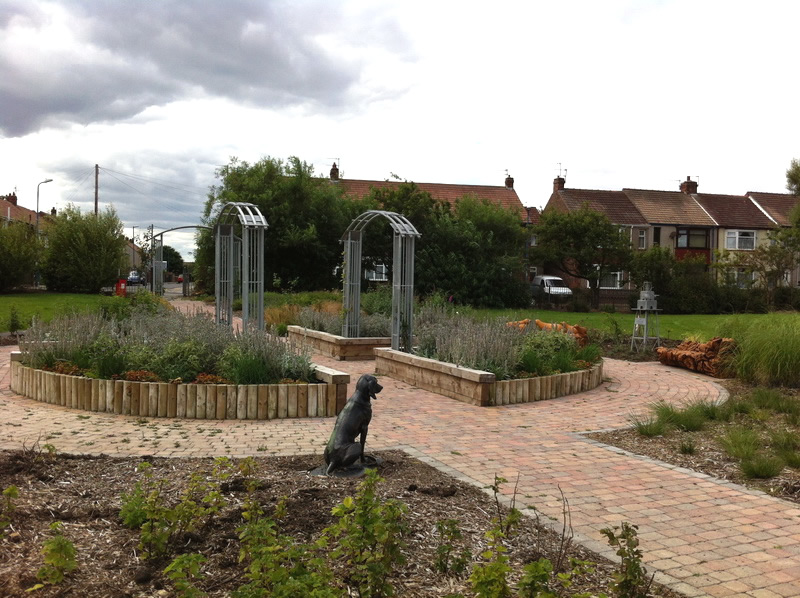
[361,285,393,316]
[600,522,653,598]
[741,454,784,479]
[670,406,706,432]
[679,439,696,455]
[34,522,77,587]
[217,331,314,384]
[1,485,19,538]
[720,427,760,460]
[720,314,800,387]
[770,430,800,452]
[630,414,666,438]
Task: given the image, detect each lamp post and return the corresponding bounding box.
[35,178,53,237]
[34,178,53,288]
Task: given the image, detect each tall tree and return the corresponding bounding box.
[41,205,127,293]
[196,156,365,293]
[532,204,633,308]
[0,222,42,292]
[161,245,184,274]
[787,158,800,196]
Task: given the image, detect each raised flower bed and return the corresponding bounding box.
[287,326,392,361]
[374,348,603,407]
[9,352,349,420]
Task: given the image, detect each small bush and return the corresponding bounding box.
[679,439,696,455]
[741,454,784,479]
[720,427,760,460]
[721,313,800,387]
[769,429,800,452]
[630,414,666,438]
[671,406,706,432]
[649,401,679,425]
[361,286,393,316]
[749,387,784,411]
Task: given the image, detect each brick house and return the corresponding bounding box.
[540,176,800,300]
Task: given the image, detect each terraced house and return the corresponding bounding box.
[542,175,800,293]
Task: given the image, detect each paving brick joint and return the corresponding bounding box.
[2,312,800,597]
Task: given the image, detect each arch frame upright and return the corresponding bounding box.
[341,210,420,352]
[214,202,268,330]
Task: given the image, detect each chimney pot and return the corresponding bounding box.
[330,162,339,181]
[3,192,17,206]
[553,177,566,192]
[505,174,514,189]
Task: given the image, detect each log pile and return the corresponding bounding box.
[655,337,736,377]
[534,319,589,347]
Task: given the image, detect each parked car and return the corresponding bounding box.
[127,271,143,285]
[177,274,184,283]
[531,275,573,304]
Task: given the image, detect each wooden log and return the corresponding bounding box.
[91,378,100,411]
[186,384,196,419]
[297,385,308,418]
[177,385,187,418]
[106,379,115,412]
[268,385,278,420]
[195,385,207,419]
[307,384,318,418]
[60,374,67,406]
[216,386,227,419]
[247,385,258,420]
[114,380,123,414]
[225,385,236,419]
[122,381,132,415]
[236,386,247,420]
[336,383,347,413]
[257,386,268,420]
[168,384,178,418]
[327,384,336,416]
[205,386,216,420]
[287,385,298,418]
[130,382,140,416]
[278,385,288,419]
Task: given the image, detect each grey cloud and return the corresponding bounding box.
[0,0,411,136]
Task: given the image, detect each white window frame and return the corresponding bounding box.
[725,230,756,251]
[638,229,646,249]
[594,265,624,289]
[529,234,538,247]
[365,263,389,282]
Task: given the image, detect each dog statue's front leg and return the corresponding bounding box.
[358,425,368,462]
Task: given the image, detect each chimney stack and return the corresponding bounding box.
[330,162,339,181]
[553,176,566,192]
[680,176,698,194]
[50,207,56,216]
[2,192,17,206]
[505,174,514,189]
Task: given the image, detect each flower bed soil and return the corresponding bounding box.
[0,449,683,597]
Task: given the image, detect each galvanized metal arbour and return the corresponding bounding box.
[215,202,268,330]
[341,210,420,351]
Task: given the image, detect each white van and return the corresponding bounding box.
[531,275,573,303]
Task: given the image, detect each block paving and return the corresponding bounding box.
[3,338,800,597]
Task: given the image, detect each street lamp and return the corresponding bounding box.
[36,178,53,237]
[34,178,53,288]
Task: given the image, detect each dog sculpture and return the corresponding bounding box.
[324,374,383,475]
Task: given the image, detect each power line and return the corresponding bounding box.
[101,167,209,197]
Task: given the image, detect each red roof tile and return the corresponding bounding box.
[622,189,716,226]
[747,192,800,227]
[549,188,647,225]
[694,193,775,229]
[338,179,527,220]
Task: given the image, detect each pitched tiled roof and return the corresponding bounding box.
[526,206,540,225]
[622,189,716,226]
[0,197,37,226]
[694,194,775,229]
[338,179,527,220]
[747,192,800,227]
[549,189,647,225]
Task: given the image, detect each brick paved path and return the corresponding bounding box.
[2,339,800,597]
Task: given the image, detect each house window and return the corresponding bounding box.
[529,234,538,247]
[725,230,756,250]
[638,230,646,249]
[365,263,388,282]
[676,228,708,249]
[653,227,661,246]
[596,267,624,289]
[731,268,755,289]
[529,266,537,281]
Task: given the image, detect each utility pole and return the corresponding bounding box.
[131,225,136,269]
[94,164,99,216]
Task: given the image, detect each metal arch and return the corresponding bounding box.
[148,225,212,296]
[341,210,419,352]
[214,202,268,331]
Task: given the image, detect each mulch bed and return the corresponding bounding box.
[0,449,683,597]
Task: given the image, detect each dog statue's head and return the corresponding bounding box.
[356,374,383,401]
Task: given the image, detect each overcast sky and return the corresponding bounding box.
[1,0,798,259]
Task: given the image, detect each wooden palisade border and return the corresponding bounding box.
[374,348,604,407]
[287,326,392,361]
[8,352,349,420]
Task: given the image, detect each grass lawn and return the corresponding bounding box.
[0,292,106,332]
[461,307,782,341]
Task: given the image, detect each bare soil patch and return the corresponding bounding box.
[0,449,682,597]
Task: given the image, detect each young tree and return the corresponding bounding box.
[0,222,42,292]
[41,205,127,293]
[532,204,633,308]
[787,158,800,196]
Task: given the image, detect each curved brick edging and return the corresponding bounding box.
[288,325,392,361]
[374,347,603,407]
[8,353,349,420]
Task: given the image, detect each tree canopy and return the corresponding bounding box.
[787,158,800,196]
[0,221,42,292]
[531,204,633,308]
[161,245,184,274]
[41,205,127,293]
